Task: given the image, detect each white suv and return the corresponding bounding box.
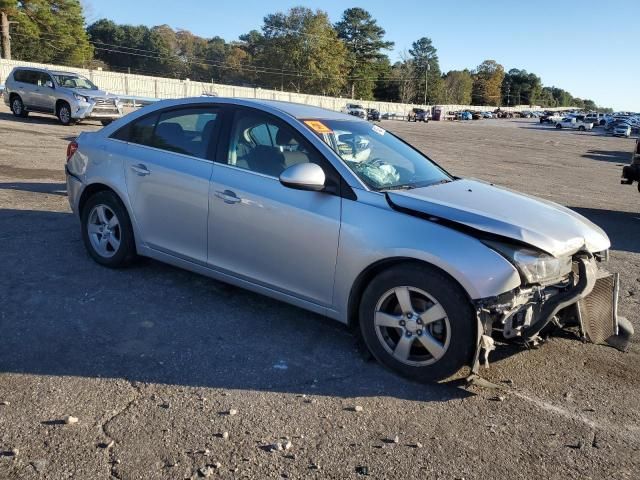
[3,67,123,126]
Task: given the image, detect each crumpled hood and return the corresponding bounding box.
[387,178,610,257]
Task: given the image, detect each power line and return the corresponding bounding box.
[11,31,424,84]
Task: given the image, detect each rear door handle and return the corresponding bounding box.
[214,189,241,204]
[130,164,150,176]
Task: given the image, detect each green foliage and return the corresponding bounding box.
[2,0,93,66]
[335,7,393,99]
[409,37,443,104]
[501,68,542,106]
[472,60,505,106]
[250,7,348,95]
[443,70,473,104]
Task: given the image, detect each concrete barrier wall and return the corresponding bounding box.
[0,59,571,115]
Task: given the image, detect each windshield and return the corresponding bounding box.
[53,74,97,90]
[304,119,451,190]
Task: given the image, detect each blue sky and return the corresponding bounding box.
[86,0,640,110]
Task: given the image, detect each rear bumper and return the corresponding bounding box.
[65,166,84,215]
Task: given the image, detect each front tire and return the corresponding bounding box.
[81,191,136,268]
[556,124,562,129]
[578,125,586,131]
[359,264,475,382]
[57,102,74,126]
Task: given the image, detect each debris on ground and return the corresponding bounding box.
[62,415,79,424]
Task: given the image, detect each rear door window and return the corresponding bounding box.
[111,106,221,160]
[111,114,158,145]
[152,107,220,159]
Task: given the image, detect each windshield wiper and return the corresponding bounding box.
[381,184,416,191]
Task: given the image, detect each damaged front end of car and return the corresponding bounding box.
[471,247,634,373]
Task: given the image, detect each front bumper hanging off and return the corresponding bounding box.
[472,256,634,372]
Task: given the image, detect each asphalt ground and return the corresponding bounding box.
[0,106,639,479]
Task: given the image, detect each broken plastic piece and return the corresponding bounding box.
[480,334,495,368]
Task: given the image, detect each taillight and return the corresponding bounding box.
[67,140,78,161]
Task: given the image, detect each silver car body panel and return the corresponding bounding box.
[66,97,611,326]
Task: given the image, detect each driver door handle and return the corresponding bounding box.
[130,164,150,176]
[215,189,241,204]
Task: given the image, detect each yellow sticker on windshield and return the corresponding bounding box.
[304,120,333,134]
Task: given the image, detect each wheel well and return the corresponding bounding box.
[9,92,19,102]
[55,99,69,113]
[78,183,116,216]
[346,257,472,329]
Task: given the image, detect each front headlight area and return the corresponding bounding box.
[74,93,90,103]
[483,241,573,285]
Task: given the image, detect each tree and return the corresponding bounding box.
[501,68,542,106]
[472,60,504,106]
[335,7,393,99]
[251,7,348,95]
[409,37,443,104]
[443,70,473,104]
[1,0,92,66]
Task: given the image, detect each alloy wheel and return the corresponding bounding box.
[12,99,22,115]
[87,204,121,258]
[59,106,71,124]
[374,286,451,367]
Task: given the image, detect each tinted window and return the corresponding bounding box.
[227,110,322,177]
[152,107,219,158]
[14,69,37,84]
[111,114,157,145]
[111,107,220,160]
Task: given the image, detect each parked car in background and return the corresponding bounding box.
[622,139,640,192]
[366,108,381,122]
[540,112,562,124]
[407,108,429,122]
[481,111,493,119]
[584,113,603,125]
[456,111,472,120]
[613,123,632,138]
[341,103,367,119]
[555,117,593,131]
[65,97,631,382]
[2,67,123,126]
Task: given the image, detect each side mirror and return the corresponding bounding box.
[279,163,326,192]
[45,81,54,89]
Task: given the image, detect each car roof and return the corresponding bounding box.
[14,66,80,76]
[144,97,359,122]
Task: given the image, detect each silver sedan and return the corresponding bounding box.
[65,98,632,381]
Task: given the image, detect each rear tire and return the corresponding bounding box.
[81,191,136,268]
[578,125,585,131]
[556,124,562,129]
[359,264,475,382]
[10,96,29,118]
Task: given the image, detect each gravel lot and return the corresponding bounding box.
[1,106,639,480]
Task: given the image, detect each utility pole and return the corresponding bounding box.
[1,11,11,60]
[423,58,430,106]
